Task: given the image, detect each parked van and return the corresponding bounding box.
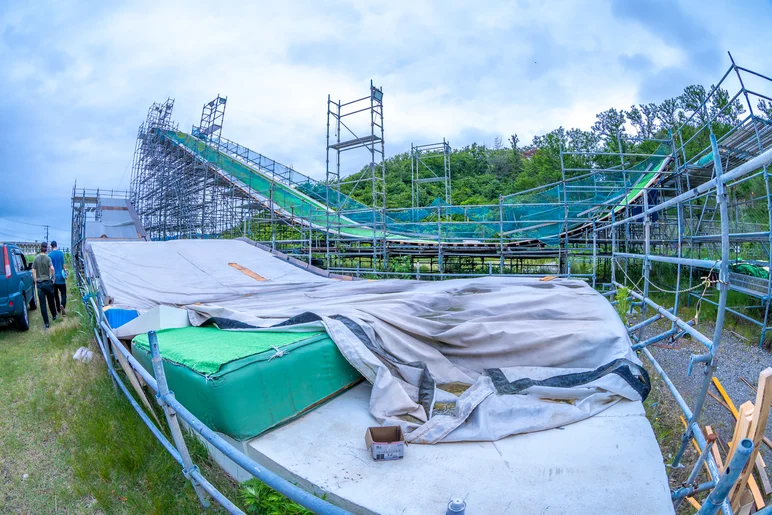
[1,243,36,330]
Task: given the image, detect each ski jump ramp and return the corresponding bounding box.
[160,130,672,245]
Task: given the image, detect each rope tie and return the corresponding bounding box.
[612,258,720,325]
[268,346,289,361]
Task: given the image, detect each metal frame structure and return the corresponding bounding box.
[325,80,387,270]
[124,67,772,352]
[192,95,227,146]
[130,96,263,240]
[592,56,772,513]
[67,199,352,513]
[71,186,135,250]
[78,55,772,514]
[411,140,452,209]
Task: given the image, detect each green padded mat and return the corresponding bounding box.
[132,326,362,440]
[133,326,327,375]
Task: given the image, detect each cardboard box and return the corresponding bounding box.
[365,426,405,461]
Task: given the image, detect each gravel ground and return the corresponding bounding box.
[643,318,772,481]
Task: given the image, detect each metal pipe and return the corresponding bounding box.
[618,284,713,348]
[641,348,692,417]
[696,438,753,515]
[606,145,772,228]
[105,346,245,514]
[615,252,718,270]
[158,391,352,515]
[149,331,211,508]
[673,436,715,510]
[754,505,772,515]
[671,480,718,502]
[627,309,672,334]
[672,134,732,471]
[631,326,681,351]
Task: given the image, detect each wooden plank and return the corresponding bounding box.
[705,426,724,469]
[228,262,267,282]
[725,401,754,470]
[757,451,767,468]
[712,376,740,418]
[731,368,772,512]
[736,501,753,515]
[758,465,772,497]
[685,496,701,510]
[713,377,772,451]
[113,340,163,428]
[739,376,769,467]
[740,376,757,393]
[748,476,765,510]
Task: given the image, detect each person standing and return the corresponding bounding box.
[32,242,57,330]
[49,241,67,316]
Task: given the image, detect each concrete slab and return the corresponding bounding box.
[247,384,673,515]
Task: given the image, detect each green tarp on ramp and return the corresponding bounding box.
[132,326,362,440]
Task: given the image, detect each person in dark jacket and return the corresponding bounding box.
[32,242,57,329]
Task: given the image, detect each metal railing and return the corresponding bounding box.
[76,270,352,515]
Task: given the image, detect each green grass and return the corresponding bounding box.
[0,275,301,514]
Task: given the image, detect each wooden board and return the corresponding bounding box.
[712,376,739,418]
[228,262,267,281]
[759,461,772,496]
[725,401,754,472]
[705,426,724,469]
[730,368,772,511]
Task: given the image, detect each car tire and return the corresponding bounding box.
[16,301,30,332]
[28,295,37,311]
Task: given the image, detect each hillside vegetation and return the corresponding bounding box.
[341,86,771,208]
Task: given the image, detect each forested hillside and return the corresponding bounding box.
[340,86,771,209]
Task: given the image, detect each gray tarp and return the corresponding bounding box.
[88,239,647,443]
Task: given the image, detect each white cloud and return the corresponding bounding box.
[2,0,772,242]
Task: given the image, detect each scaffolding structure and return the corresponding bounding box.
[123,63,772,355]
[192,95,227,146]
[130,96,261,240]
[411,140,452,209]
[325,80,387,270]
[74,55,772,513]
[588,56,772,512]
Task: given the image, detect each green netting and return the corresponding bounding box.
[133,326,326,375]
[163,129,671,243]
[164,130,438,242]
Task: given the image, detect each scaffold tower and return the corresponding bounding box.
[325,80,386,270]
[411,139,452,209]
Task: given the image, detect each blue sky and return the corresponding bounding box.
[1,0,771,246]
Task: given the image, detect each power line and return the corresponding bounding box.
[117,159,133,189]
[0,229,41,240]
[0,216,43,227]
[0,217,67,232]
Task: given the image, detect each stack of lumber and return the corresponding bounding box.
[707,369,772,514]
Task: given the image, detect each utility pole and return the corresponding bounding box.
[44,225,49,243]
